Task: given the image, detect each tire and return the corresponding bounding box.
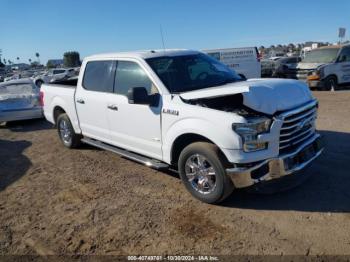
[322,76,338,91]
[178,142,234,204]
[35,80,44,88]
[56,113,81,148]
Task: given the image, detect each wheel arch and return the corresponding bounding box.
[170,133,230,167]
[53,106,66,124]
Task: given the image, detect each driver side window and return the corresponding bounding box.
[339,48,350,62]
[114,61,159,96]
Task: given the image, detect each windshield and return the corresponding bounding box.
[146,53,242,93]
[302,48,340,63]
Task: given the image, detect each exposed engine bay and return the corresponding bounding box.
[183,94,266,117]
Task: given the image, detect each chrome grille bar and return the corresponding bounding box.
[279,100,318,152]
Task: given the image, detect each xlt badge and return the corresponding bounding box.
[162,108,179,116]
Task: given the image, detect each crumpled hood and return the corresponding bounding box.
[180,79,313,115]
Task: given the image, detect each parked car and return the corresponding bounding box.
[261,59,276,77]
[203,47,261,79]
[33,68,76,87]
[272,56,301,78]
[296,45,350,90]
[41,49,323,204]
[4,73,19,82]
[0,79,43,123]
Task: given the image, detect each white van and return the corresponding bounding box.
[296,45,350,90]
[203,47,261,79]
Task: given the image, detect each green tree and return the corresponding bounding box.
[63,51,81,67]
[35,52,40,64]
[46,60,56,69]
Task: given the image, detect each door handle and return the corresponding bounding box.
[107,104,118,111]
[76,98,85,104]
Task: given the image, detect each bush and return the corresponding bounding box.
[63,51,81,67]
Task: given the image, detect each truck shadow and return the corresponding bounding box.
[0,139,32,191]
[0,119,52,132]
[222,130,350,213]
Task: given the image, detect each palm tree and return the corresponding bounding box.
[3,58,6,65]
[35,52,40,64]
[28,58,32,64]
[16,57,20,63]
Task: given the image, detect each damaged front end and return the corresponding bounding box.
[182,93,273,153]
[181,88,324,192]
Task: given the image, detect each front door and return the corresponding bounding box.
[337,46,350,84]
[106,60,163,160]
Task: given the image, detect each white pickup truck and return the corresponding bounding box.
[41,49,324,203]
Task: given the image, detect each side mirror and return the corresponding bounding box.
[127,87,150,105]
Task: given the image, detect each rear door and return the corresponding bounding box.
[75,60,116,142]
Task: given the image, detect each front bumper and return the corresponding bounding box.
[226,135,323,189]
[308,80,324,89]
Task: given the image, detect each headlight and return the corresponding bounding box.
[308,67,324,81]
[232,117,271,152]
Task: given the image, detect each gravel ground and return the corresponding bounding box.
[0,91,350,256]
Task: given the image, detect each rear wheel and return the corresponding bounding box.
[178,142,234,204]
[56,113,81,148]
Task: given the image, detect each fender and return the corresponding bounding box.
[50,95,82,134]
[162,117,242,164]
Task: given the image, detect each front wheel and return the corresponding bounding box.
[178,142,234,204]
[322,76,338,91]
[56,113,81,148]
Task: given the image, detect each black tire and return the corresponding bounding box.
[178,142,234,204]
[322,76,338,91]
[56,113,81,148]
[35,80,44,88]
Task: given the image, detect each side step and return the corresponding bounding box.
[81,137,169,170]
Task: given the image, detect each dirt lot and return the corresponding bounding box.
[1,91,350,256]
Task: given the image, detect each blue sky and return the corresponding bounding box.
[1,0,349,64]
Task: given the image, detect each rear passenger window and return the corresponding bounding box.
[114,61,157,96]
[83,61,115,92]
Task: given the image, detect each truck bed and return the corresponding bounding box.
[41,81,81,134]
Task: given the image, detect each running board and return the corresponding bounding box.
[81,138,169,170]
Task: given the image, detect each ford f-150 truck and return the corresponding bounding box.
[41,49,324,204]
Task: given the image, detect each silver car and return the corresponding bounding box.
[0,79,43,123]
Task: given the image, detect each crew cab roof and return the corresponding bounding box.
[86,49,200,60]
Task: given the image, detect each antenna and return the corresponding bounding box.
[160,24,166,52]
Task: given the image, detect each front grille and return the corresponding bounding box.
[279,101,317,153]
[296,69,313,80]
